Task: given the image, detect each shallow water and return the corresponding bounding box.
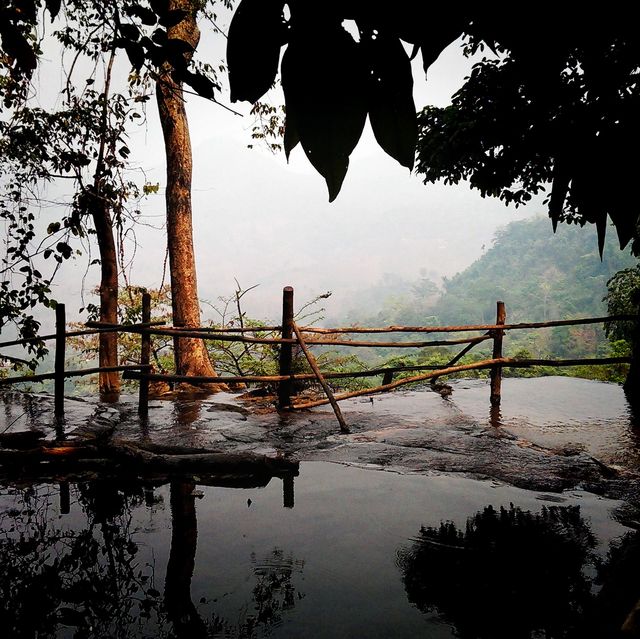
[1,378,640,637]
[1,461,638,639]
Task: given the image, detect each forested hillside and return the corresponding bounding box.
[432,217,636,325]
[331,217,637,377]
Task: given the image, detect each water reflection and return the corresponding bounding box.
[1,462,639,638]
[397,503,640,639]
[0,473,302,638]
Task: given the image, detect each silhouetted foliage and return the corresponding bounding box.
[227,4,640,253]
[397,503,597,639]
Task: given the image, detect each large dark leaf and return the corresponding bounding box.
[44,0,61,20]
[0,23,37,76]
[282,23,368,201]
[548,157,570,231]
[283,112,299,161]
[184,71,215,100]
[227,0,285,103]
[365,33,417,170]
[124,4,157,26]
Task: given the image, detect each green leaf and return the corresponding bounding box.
[227,0,286,103]
[365,33,417,170]
[282,24,367,201]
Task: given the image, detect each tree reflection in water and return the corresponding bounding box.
[0,480,168,638]
[0,478,304,638]
[397,504,598,639]
[398,503,640,638]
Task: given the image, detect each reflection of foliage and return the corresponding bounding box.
[397,504,596,639]
[0,481,170,639]
[0,480,305,639]
[590,529,640,638]
[208,547,305,638]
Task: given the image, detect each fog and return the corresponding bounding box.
[25,25,540,329]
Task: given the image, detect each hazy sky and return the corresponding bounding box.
[31,16,542,326]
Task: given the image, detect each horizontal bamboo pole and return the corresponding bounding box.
[84,320,166,330]
[139,327,492,348]
[122,355,630,388]
[2,314,636,350]
[292,356,633,409]
[144,327,296,344]
[123,363,456,385]
[0,365,150,386]
[171,325,281,333]
[0,321,167,349]
[300,314,639,334]
[304,334,492,348]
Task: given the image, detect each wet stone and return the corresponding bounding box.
[1,379,638,501]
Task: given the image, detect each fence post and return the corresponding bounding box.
[138,292,151,418]
[490,301,506,407]
[278,286,294,409]
[54,303,66,421]
[283,475,294,509]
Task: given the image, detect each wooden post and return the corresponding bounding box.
[292,322,349,433]
[283,475,294,509]
[54,303,66,421]
[490,301,506,407]
[138,293,151,418]
[59,481,70,514]
[278,286,294,409]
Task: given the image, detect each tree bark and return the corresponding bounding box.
[156,0,225,388]
[92,195,120,397]
[90,46,120,397]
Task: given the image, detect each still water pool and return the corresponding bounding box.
[1,461,637,638]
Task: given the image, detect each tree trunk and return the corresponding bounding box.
[156,0,225,389]
[165,481,206,638]
[624,325,639,408]
[92,195,120,398]
[90,47,120,398]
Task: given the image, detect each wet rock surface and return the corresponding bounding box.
[1,377,638,497]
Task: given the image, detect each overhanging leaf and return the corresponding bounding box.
[227,0,286,103]
[0,23,37,76]
[184,71,215,100]
[549,158,570,232]
[365,33,417,170]
[44,0,61,20]
[282,23,368,201]
[283,113,299,161]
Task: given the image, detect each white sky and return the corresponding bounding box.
[26,15,541,327]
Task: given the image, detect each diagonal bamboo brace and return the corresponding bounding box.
[291,322,349,434]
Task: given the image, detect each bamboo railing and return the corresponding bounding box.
[0,287,637,432]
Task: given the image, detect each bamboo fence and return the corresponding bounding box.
[0,288,637,432]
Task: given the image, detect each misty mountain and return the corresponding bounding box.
[333,216,637,329]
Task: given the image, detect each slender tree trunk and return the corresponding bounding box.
[92,195,120,397]
[165,480,207,638]
[624,325,639,408]
[92,47,120,397]
[156,0,225,388]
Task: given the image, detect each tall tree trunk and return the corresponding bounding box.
[92,47,120,397]
[156,0,225,388]
[165,480,207,638]
[92,195,120,397]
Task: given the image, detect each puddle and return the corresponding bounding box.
[1,461,638,638]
